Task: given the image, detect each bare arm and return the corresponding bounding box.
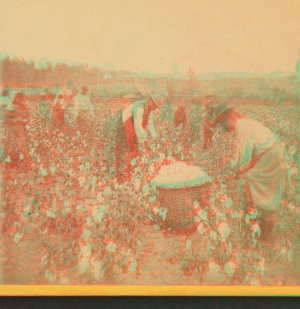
[234,147,260,175]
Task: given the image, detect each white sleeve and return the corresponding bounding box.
[134,105,147,143]
[230,134,253,170]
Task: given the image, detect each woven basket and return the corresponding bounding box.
[156,182,212,230]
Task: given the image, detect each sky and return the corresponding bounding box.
[0,0,299,75]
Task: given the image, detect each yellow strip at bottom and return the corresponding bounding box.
[0,285,299,296]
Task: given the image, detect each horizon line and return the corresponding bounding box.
[0,50,298,78]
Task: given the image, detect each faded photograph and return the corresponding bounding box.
[0,0,299,286]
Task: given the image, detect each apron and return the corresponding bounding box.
[52,104,65,130]
[2,111,16,157]
[242,142,286,212]
[112,94,146,182]
[115,113,139,182]
[123,115,139,158]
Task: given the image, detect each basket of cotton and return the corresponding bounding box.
[151,160,213,229]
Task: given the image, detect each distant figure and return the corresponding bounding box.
[56,81,76,101]
[73,86,94,133]
[174,104,190,154]
[202,96,215,150]
[12,92,29,158]
[38,88,52,129]
[189,98,203,145]
[0,87,14,159]
[0,87,14,112]
[52,93,66,130]
[52,81,75,130]
[2,92,29,161]
[174,105,187,128]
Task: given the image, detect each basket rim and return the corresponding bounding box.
[154,179,213,190]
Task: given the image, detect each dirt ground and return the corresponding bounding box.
[2,221,299,285]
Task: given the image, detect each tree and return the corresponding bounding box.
[54,63,70,86]
[186,67,199,94]
[171,62,182,79]
[296,54,300,102]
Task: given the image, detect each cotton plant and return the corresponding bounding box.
[268,199,299,264]
[10,166,86,283]
[88,181,146,282]
[3,95,299,285]
[175,176,268,285]
[87,138,178,282]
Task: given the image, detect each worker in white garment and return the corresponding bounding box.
[133,97,158,144]
[72,86,94,133]
[212,101,288,243]
[52,81,76,129]
[0,87,14,159]
[111,92,162,182]
[0,87,14,112]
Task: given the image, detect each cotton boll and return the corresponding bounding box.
[209,230,218,241]
[78,256,90,275]
[159,153,166,161]
[259,257,265,272]
[78,242,92,275]
[197,222,206,235]
[197,209,208,221]
[91,256,104,281]
[92,206,106,223]
[208,260,221,274]
[13,232,23,244]
[79,242,92,258]
[225,261,238,276]
[59,273,69,284]
[218,222,230,240]
[45,271,57,283]
[152,160,211,186]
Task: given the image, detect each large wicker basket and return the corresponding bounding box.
[156,181,212,230]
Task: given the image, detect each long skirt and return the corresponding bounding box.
[123,116,139,158]
[52,106,65,130]
[241,143,287,241]
[3,121,16,157]
[14,122,28,155]
[115,116,139,183]
[242,143,286,212]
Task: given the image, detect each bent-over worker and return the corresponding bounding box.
[212,101,288,243]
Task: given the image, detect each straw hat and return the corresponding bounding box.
[138,88,164,107]
[212,101,235,123]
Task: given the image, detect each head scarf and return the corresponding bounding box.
[211,102,235,125]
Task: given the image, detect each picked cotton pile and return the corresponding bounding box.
[152,160,212,186]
